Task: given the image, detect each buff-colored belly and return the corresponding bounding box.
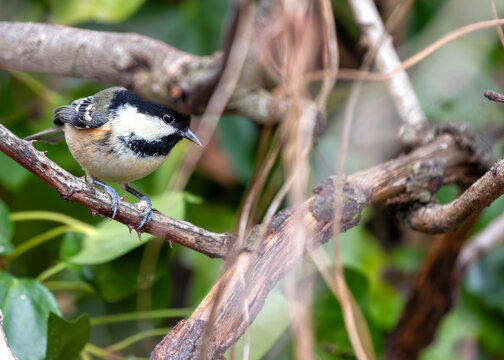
[64,124,167,184]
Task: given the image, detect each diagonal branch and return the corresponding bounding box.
[0,124,231,258]
[151,133,483,360]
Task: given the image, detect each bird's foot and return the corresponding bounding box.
[93,179,120,219]
[135,196,152,230]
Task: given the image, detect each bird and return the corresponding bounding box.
[26,86,202,230]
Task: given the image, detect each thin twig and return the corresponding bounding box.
[484,89,504,103]
[490,0,504,50]
[315,0,339,108]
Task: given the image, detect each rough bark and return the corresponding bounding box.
[151,132,485,359]
[0,22,284,123]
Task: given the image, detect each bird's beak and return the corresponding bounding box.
[182,128,202,147]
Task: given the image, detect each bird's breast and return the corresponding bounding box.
[64,124,169,184]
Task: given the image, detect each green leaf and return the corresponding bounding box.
[0,272,61,360]
[339,210,385,281]
[49,0,146,25]
[45,313,90,360]
[59,232,84,261]
[0,198,13,255]
[314,268,379,358]
[69,192,195,265]
[367,281,403,331]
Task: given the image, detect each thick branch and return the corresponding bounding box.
[151,133,480,360]
[0,124,230,258]
[0,22,280,123]
[0,22,212,112]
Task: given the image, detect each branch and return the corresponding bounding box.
[151,133,482,359]
[407,159,504,233]
[0,22,280,123]
[348,0,429,145]
[0,124,231,258]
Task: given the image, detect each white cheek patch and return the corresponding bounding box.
[112,104,177,140]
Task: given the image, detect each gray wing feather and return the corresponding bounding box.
[53,96,109,129]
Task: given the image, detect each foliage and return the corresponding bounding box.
[0,0,504,359]
[0,272,61,359]
[46,313,90,360]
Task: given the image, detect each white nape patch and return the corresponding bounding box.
[111,104,177,141]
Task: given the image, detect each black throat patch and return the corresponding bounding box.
[119,133,182,157]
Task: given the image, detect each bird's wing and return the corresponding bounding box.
[53,96,109,129]
[24,126,65,144]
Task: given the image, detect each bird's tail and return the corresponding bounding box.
[25,126,65,144]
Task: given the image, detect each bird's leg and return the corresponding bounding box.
[93,179,120,219]
[124,185,152,230]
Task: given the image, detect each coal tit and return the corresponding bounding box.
[27,87,202,229]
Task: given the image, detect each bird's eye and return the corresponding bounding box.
[163,114,173,124]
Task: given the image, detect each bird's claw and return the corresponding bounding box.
[93,179,120,219]
[135,196,152,230]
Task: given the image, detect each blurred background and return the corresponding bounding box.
[1,0,504,359]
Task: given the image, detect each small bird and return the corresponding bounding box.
[27,87,202,229]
